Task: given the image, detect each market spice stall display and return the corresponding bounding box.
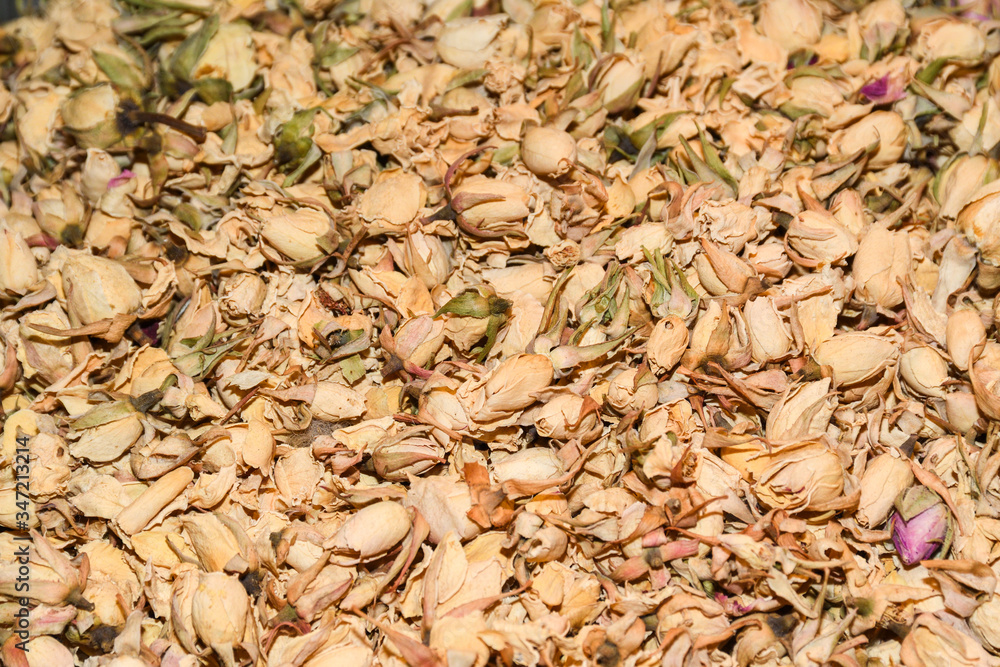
[1,0,1000,665]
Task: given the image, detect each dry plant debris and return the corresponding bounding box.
[1,0,1000,665]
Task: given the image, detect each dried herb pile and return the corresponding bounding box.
[2,0,1000,665]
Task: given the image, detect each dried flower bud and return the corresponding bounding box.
[371,438,445,480]
[744,297,793,363]
[946,309,987,372]
[326,501,411,561]
[452,177,531,229]
[219,273,266,324]
[956,180,1000,266]
[61,83,129,149]
[813,332,898,386]
[754,441,846,511]
[890,486,954,566]
[436,16,507,68]
[260,207,336,263]
[787,210,859,266]
[899,346,949,398]
[593,53,646,114]
[902,614,992,666]
[827,112,908,170]
[945,391,981,433]
[857,454,914,528]
[61,253,142,325]
[970,593,1000,654]
[646,316,689,375]
[493,447,564,483]
[758,0,823,50]
[0,224,38,294]
[913,18,986,63]
[934,154,999,219]
[853,223,911,309]
[191,572,249,667]
[521,126,577,177]
[533,392,601,442]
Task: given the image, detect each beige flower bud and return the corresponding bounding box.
[81,148,121,204]
[533,392,601,442]
[971,593,1000,654]
[766,379,835,442]
[544,239,582,270]
[371,437,445,480]
[853,223,911,309]
[594,52,646,114]
[744,297,793,363]
[219,273,266,324]
[857,454,914,527]
[945,391,981,433]
[60,83,124,149]
[971,341,1000,420]
[436,16,507,68]
[357,170,426,233]
[482,354,554,414]
[260,207,336,263]
[521,126,577,177]
[956,180,1000,266]
[827,112,908,170]
[813,333,899,386]
[114,468,193,535]
[607,368,658,413]
[758,0,823,51]
[405,474,481,543]
[787,210,859,266]
[61,253,142,325]
[194,23,258,91]
[934,154,999,219]
[899,346,949,398]
[522,526,568,562]
[326,501,411,561]
[901,614,992,666]
[494,447,564,483]
[754,441,846,511]
[191,572,249,667]
[913,18,986,63]
[647,316,689,375]
[35,184,87,244]
[452,177,531,229]
[783,76,845,118]
[19,637,74,667]
[0,224,38,294]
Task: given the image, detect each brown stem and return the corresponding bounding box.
[130,110,207,142]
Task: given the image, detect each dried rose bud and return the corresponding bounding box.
[758,0,822,50]
[646,316,689,375]
[853,223,911,309]
[786,210,859,266]
[219,273,266,324]
[933,154,999,219]
[946,308,987,371]
[956,180,1000,266]
[0,224,39,294]
[827,112,908,170]
[436,16,507,68]
[61,252,142,325]
[193,23,258,92]
[970,593,1000,654]
[857,454,914,528]
[754,441,846,511]
[913,18,986,63]
[191,572,249,667]
[371,438,445,481]
[61,83,130,150]
[493,447,564,483]
[533,392,601,442]
[902,614,992,666]
[260,207,336,263]
[593,52,646,114]
[452,177,531,230]
[899,345,949,398]
[813,332,899,386]
[890,486,954,566]
[744,297,793,364]
[521,126,577,177]
[326,501,411,562]
[945,391,981,433]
